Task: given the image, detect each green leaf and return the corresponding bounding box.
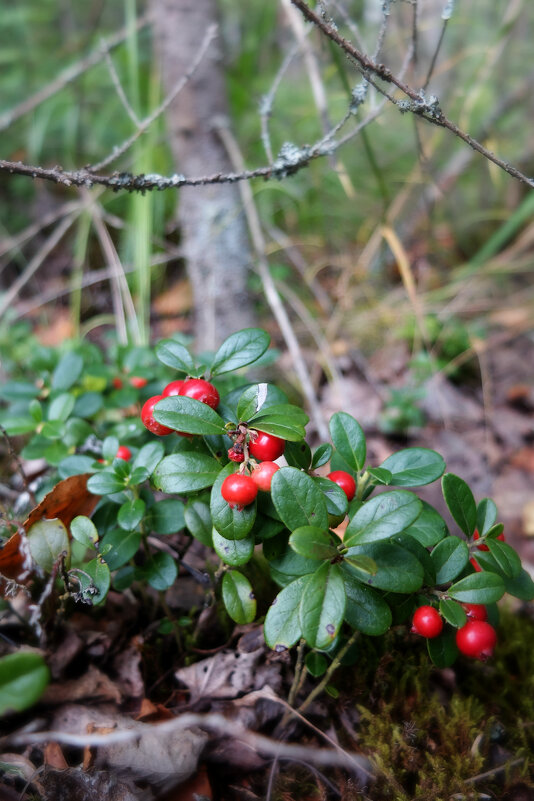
[344,490,422,547]
[313,477,348,524]
[145,499,185,535]
[486,539,521,578]
[153,453,222,493]
[343,542,424,593]
[305,652,328,677]
[237,383,271,421]
[427,629,459,668]
[367,467,392,485]
[404,501,447,548]
[101,529,141,570]
[392,534,436,585]
[0,652,50,716]
[84,555,111,605]
[118,499,146,531]
[73,392,103,418]
[299,562,345,650]
[250,404,308,441]
[476,498,498,536]
[153,396,226,435]
[210,328,270,376]
[41,420,64,439]
[264,535,319,583]
[210,464,257,540]
[132,442,165,475]
[48,392,75,422]
[184,499,213,546]
[289,526,338,560]
[144,551,177,591]
[102,436,120,461]
[87,470,126,496]
[0,416,35,435]
[503,569,534,601]
[0,381,39,401]
[212,528,254,566]
[264,576,309,651]
[129,466,149,485]
[439,599,467,628]
[71,515,98,548]
[27,518,69,572]
[343,576,392,635]
[430,536,469,584]
[329,412,366,471]
[311,443,333,470]
[222,571,256,624]
[343,555,378,575]
[380,448,445,487]
[284,440,312,470]
[442,473,477,536]
[155,339,197,374]
[58,455,96,479]
[52,351,83,391]
[271,467,328,532]
[448,572,506,604]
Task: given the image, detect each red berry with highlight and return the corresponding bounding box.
[116,445,132,461]
[411,605,443,638]
[179,378,220,409]
[456,620,497,660]
[162,380,185,397]
[130,376,148,389]
[463,603,487,621]
[248,431,285,461]
[473,529,505,551]
[251,461,280,492]
[221,473,258,509]
[327,470,356,502]
[141,395,173,436]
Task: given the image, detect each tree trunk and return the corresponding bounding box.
[150,0,256,351]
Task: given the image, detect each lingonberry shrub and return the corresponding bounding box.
[1,327,533,678]
[456,620,497,660]
[411,605,443,638]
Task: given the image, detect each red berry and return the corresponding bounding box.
[221,473,258,509]
[251,461,280,492]
[130,376,148,389]
[470,557,482,572]
[116,445,132,461]
[112,377,123,389]
[411,605,443,638]
[473,529,505,551]
[162,380,185,397]
[456,620,497,660]
[228,447,245,463]
[179,378,220,409]
[327,470,356,502]
[141,395,173,436]
[463,603,487,621]
[248,431,285,461]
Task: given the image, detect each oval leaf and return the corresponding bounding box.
[404,501,447,548]
[145,499,185,535]
[154,396,226,435]
[380,448,445,487]
[486,539,521,579]
[289,526,338,560]
[27,518,69,572]
[210,464,256,541]
[439,599,467,628]
[84,555,111,604]
[101,529,141,570]
[476,498,498,536]
[343,576,392,635]
[426,629,459,668]
[264,576,309,651]
[155,339,197,374]
[154,453,222,494]
[71,515,99,548]
[343,542,424,593]
[0,652,50,716]
[299,562,346,650]
[311,443,333,470]
[442,473,477,537]
[212,527,254,566]
[329,412,366,472]
[184,499,213,546]
[344,490,422,547]
[448,572,505,604]
[222,571,256,624]
[143,551,177,591]
[430,536,469,584]
[210,328,270,376]
[271,467,328,532]
[118,499,146,531]
[132,442,165,475]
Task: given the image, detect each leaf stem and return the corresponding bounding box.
[296,629,360,716]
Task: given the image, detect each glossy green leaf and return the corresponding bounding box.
[403,501,447,547]
[439,599,467,628]
[41,420,64,439]
[289,526,338,560]
[448,572,505,604]
[264,576,309,651]
[430,536,469,583]
[344,490,422,546]
[132,442,165,475]
[366,467,392,485]
[210,464,256,540]
[486,539,521,578]
[153,453,222,493]
[101,529,141,570]
[299,562,345,650]
[52,351,83,391]
[27,518,69,572]
[343,575,392,635]
[84,555,111,604]
[313,477,348,523]
[380,448,445,487]
[87,470,126,495]
[222,571,256,624]
[73,392,103,418]
[343,555,377,575]
[311,443,333,470]
[250,404,308,441]
[271,467,328,532]
[154,396,226,435]
[145,499,185,535]
[118,499,146,531]
[184,499,213,546]
[71,515,99,548]
[503,569,534,600]
[237,383,271,421]
[284,439,312,470]
[343,542,424,593]
[305,652,328,677]
[0,416,36,435]
[264,535,319,582]
[144,551,177,591]
[392,534,436,585]
[476,498,498,536]
[155,339,197,374]
[58,454,96,479]
[442,473,477,536]
[426,629,458,668]
[212,527,254,566]
[0,652,50,716]
[210,328,270,376]
[48,392,75,422]
[329,412,366,471]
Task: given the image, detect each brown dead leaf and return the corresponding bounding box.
[42,665,122,705]
[113,639,144,699]
[136,698,174,722]
[43,742,68,770]
[170,764,213,801]
[175,648,266,703]
[23,473,100,531]
[152,280,192,316]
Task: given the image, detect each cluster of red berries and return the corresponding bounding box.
[141,379,220,437]
[411,603,497,660]
[113,376,149,390]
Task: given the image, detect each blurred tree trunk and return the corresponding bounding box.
[150,0,256,351]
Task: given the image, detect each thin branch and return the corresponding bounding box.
[102,46,140,126]
[0,13,151,132]
[260,42,300,163]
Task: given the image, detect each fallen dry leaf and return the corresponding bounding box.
[175,647,266,703]
[23,473,100,531]
[42,664,122,705]
[113,640,145,699]
[43,741,68,770]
